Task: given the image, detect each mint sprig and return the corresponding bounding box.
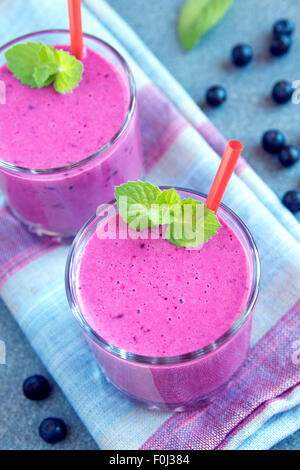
[54,49,83,94]
[165,198,221,247]
[115,181,221,248]
[115,181,161,231]
[154,188,181,225]
[5,42,83,94]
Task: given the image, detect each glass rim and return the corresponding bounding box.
[65,187,261,365]
[0,29,136,175]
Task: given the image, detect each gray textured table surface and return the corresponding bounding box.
[0,0,299,450]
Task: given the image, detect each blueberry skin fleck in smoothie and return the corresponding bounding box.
[0,43,143,236]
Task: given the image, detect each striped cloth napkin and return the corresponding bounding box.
[0,0,299,450]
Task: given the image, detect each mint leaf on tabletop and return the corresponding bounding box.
[115,181,221,248]
[5,42,83,94]
[178,0,234,51]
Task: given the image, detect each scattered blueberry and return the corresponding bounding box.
[272,80,293,104]
[273,19,294,37]
[39,417,67,444]
[231,44,253,66]
[206,86,227,107]
[278,145,300,167]
[262,129,286,154]
[282,190,300,213]
[270,34,292,56]
[23,375,51,401]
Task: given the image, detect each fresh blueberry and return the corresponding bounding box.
[231,44,253,66]
[282,190,300,213]
[23,375,51,401]
[273,19,294,37]
[279,145,300,167]
[262,130,286,154]
[272,80,293,104]
[270,34,292,56]
[206,86,227,107]
[39,417,67,444]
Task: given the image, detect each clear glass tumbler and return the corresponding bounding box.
[65,188,260,411]
[0,30,143,238]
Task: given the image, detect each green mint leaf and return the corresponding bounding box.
[39,44,57,70]
[152,188,181,225]
[166,199,221,248]
[5,42,83,93]
[115,181,161,231]
[54,49,83,94]
[5,42,45,87]
[32,45,58,87]
[155,188,181,207]
[178,0,233,51]
[115,181,221,248]
[40,73,57,87]
[32,65,53,88]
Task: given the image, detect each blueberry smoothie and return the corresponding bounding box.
[67,190,260,410]
[0,31,143,237]
[78,216,250,356]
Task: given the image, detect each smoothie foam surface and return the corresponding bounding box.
[0,45,129,169]
[76,214,251,357]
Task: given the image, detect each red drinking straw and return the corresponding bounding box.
[68,0,83,59]
[206,140,244,213]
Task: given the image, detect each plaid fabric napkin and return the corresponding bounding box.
[0,0,299,450]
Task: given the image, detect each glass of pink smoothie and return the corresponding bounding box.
[0,30,143,238]
[66,187,260,411]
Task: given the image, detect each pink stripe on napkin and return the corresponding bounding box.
[138,83,189,172]
[0,207,58,289]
